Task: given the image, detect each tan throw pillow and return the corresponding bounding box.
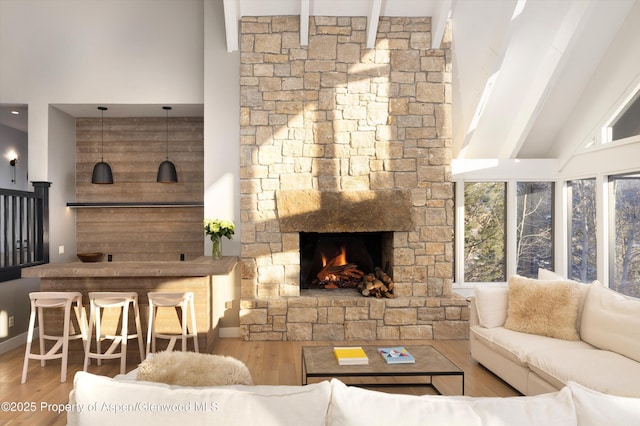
[504,275,581,341]
[137,351,253,386]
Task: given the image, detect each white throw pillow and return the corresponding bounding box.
[327,379,577,426]
[328,379,481,426]
[568,381,640,425]
[473,286,509,328]
[580,282,640,363]
[538,268,565,280]
[69,371,331,426]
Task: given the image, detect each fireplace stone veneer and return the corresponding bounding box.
[239,16,468,341]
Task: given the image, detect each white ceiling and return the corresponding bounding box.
[2,0,635,162]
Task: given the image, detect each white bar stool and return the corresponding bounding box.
[21,291,87,384]
[83,291,145,375]
[146,291,199,354]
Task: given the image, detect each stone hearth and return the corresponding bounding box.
[239,16,468,341]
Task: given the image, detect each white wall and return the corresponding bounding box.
[204,0,241,257]
[48,106,77,263]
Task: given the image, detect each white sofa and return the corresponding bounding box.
[67,370,640,425]
[470,274,640,397]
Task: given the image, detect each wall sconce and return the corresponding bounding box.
[7,151,18,184]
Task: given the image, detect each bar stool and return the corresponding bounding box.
[21,291,87,384]
[83,292,145,375]
[146,291,199,354]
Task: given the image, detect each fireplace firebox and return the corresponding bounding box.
[300,232,393,290]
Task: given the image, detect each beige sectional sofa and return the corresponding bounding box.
[470,274,640,397]
[67,371,640,425]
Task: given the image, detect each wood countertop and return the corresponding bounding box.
[21,256,238,278]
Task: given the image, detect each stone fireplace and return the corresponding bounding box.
[239,16,468,341]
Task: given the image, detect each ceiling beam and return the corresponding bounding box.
[497,0,592,158]
[300,0,309,46]
[366,0,382,49]
[223,0,239,52]
[431,0,452,49]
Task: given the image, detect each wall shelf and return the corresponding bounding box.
[66,202,203,208]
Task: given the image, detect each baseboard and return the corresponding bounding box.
[0,327,36,355]
[219,327,240,338]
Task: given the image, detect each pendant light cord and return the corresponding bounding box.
[163,106,172,160]
[98,106,107,162]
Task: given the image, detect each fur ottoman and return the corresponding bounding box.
[137,351,253,386]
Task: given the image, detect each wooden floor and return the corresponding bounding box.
[0,338,519,425]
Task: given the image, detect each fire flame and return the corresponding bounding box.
[322,246,347,268]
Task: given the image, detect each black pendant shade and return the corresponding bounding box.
[157,106,178,183]
[92,106,114,184]
[92,161,114,184]
[157,160,178,183]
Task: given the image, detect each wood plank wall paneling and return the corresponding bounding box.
[75,117,205,261]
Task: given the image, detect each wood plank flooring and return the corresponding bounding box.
[0,338,519,425]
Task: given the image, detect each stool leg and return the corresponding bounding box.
[37,306,46,367]
[146,300,154,356]
[75,298,88,350]
[83,302,96,371]
[133,299,145,363]
[60,300,72,383]
[189,297,199,353]
[181,301,187,352]
[120,302,129,375]
[95,306,103,366]
[21,302,37,384]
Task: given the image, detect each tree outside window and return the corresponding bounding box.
[610,175,640,297]
[569,179,597,283]
[464,182,506,282]
[516,182,553,278]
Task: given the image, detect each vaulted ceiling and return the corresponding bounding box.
[223,0,637,160]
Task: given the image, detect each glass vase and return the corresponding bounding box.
[211,236,222,259]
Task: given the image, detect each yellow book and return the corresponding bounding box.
[334,346,369,365]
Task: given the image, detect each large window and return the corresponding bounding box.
[516,182,553,277]
[463,182,505,282]
[568,179,597,282]
[610,174,640,298]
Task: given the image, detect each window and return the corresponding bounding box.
[516,182,553,278]
[568,179,597,282]
[610,174,640,298]
[464,182,506,282]
[609,90,640,142]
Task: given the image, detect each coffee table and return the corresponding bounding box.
[301,345,464,395]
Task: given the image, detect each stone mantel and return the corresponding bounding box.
[276,190,414,233]
[21,256,238,278]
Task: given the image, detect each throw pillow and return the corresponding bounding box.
[137,351,253,386]
[537,268,565,280]
[503,275,581,341]
[580,282,640,363]
[474,286,509,328]
[568,381,640,425]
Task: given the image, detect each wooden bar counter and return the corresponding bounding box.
[22,256,239,359]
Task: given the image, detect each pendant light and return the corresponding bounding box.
[91,106,114,184]
[157,106,178,183]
